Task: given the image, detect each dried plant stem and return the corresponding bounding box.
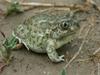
[86,0,96,5]
[5,0,89,11]
[64,16,95,69]
[93,47,100,55]
[75,58,91,62]
[5,0,100,12]
[78,24,87,37]
[18,2,53,6]
[5,0,53,7]
[86,0,100,12]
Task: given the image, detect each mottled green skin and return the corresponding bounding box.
[1,9,80,62]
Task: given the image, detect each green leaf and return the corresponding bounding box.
[61,68,67,75]
[6,1,23,16]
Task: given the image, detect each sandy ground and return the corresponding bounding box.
[0,0,100,75]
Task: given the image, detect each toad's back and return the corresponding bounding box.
[23,9,71,30]
[12,9,71,51]
[12,9,79,53]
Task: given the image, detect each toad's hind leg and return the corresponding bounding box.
[0,36,22,72]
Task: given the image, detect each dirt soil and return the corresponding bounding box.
[0,0,100,75]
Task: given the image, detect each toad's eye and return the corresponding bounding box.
[61,22,69,30]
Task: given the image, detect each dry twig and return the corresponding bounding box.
[5,0,53,6]
[93,47,100,55]
[85,0,100,12]
[5,0,90,12]
[4,0,100,12]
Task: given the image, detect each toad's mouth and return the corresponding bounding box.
[60,27,80,39]
[67,31,76,35]
[65,25,80,36]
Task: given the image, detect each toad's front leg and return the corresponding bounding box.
[46,39,64,63]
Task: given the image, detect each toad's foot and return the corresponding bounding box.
[47,49,65,62]
[59,55,65,61]
[46,40,65,62]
